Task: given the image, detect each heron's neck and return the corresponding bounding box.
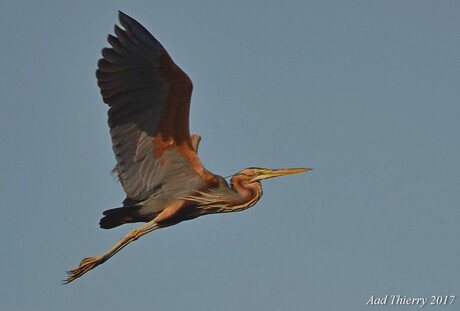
[229,179,263,210]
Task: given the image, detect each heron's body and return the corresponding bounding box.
[64,11,311,284]
[100,173,240,228]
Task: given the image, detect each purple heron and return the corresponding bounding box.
[64,11,311,284]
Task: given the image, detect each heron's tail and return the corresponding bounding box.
[99,206,141,229]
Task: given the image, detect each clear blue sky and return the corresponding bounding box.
[1,1,459,310]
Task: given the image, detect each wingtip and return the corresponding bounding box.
[114,10,162,51]
[118,10,134,24]
[117,11,139,32]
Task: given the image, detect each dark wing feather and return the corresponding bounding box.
[97,11,216,200]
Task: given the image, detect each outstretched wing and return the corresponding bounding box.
[97,11,216,200]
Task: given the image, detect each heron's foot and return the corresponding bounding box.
[63,256,103,284]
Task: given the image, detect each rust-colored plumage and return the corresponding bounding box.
[64,11,311,284]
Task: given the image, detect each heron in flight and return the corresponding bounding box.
[64,11,311,284]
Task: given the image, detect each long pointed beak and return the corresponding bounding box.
[254,167,312,181]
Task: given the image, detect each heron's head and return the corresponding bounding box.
[234,167,312,183]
